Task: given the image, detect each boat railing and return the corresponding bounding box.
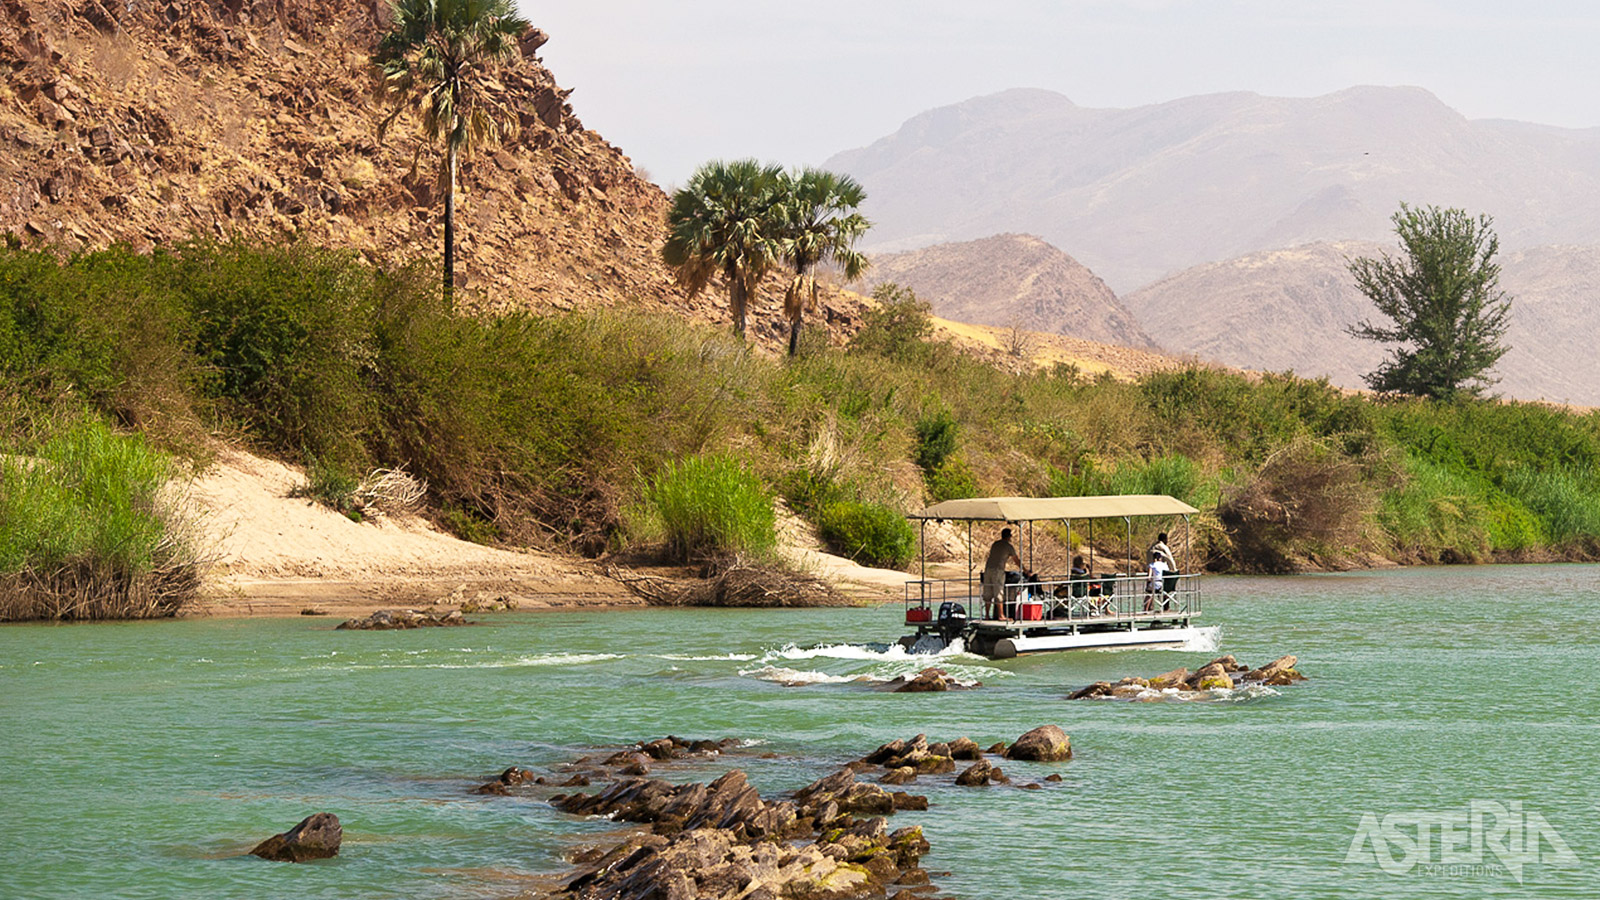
[903,572,1201,624]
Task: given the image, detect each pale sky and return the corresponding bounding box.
[524,1,1600,187]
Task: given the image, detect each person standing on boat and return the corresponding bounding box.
[981,528,1021,619]
[1149,532,1176,570]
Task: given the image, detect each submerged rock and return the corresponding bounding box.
[1005,726,1072,762]
[249,812,341,862]
[334,608,466,630]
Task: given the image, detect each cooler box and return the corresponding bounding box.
[905,606,933,624]
[1018,601,1044,621]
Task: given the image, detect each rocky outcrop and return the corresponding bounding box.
[1003,725,1071,762]
[334,608,465,629]
[1070,654,1308,700]
[249,812,341,862]
[553,767,933,900]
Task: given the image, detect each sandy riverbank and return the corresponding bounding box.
[185,449,907,618]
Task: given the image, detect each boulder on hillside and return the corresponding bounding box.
[1004,725,1072,762]
[249,812,341,862]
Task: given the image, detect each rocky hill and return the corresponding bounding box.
[1124,241,1600,405]
[862,233,1155,349]
[0,0,879,344]
[825,86,1600,293]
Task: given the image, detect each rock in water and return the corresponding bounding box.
[1004,725,1072,762]
[1068,681,1113,700]
[1247,654,1305,685]
[946,736,981,760]
[335,608,466,630]
[892,667,951,692]
[250,812,341,862]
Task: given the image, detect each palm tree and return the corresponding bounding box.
[662,160,786,339]
[373,0,529,302]
[777,169,870,356]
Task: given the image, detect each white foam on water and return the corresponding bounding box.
[738,665,868,685]
[657,653,759,662]
[1179,626,1222,653]
[760,640,984,664]
[344,652,625,670]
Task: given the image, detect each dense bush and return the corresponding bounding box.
[817,499,917,569]
[648,454,776,564]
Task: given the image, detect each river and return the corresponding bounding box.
[3,564,1597,899]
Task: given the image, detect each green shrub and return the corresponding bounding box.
[1378,453,1489,559]
[649,454,776,563]
[292,459,363,521]
[1502,465,1600,545]
[0,418,200,619]
[926,457,979,502]
[912,408,958,473]
[849,282,934,362]
[817,499,916,568]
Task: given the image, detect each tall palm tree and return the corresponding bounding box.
[373,0,529,302]
[662,160,786,339]
[777,169,870,356]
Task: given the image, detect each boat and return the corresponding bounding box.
[897,495,1203,658]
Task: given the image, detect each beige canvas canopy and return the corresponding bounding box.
[910,495,1198,522]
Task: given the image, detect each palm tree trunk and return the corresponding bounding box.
[730,273,747,339]
[444,143,458,305]
[787,307,803,356]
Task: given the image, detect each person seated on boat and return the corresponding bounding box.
[981,528,1021,618]
[1143,551,1169,612]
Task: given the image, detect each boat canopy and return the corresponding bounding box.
[909,495,1198,522]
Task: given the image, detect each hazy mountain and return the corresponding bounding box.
[825,86,1600,293]
[863,234,1155,349]
[1123,242,1600,405]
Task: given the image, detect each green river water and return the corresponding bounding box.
[3,564,1598,899]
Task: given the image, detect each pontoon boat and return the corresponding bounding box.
[899,495,1203,658]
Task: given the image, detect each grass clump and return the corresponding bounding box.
[0,418,203,620]
[649,454,776,564]
[817,499,916,569]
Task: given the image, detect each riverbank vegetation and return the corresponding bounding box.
[0,417,203,619]
[3,239,1599,619]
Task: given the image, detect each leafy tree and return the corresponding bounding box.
[1346,203,1512,400]
[777,169,870,356]
[373,0,530,302]
[663,160,786,339]
[848,282,933,361]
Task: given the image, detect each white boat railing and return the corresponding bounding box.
[903,572,1201,625]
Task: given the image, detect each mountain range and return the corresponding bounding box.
[825,86,1600,293]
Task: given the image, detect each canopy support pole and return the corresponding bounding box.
[920,520,928,602]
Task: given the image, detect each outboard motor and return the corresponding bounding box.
[937,601,969,645]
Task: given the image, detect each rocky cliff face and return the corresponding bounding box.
[0,0,696,313]
[0,0,877,340]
